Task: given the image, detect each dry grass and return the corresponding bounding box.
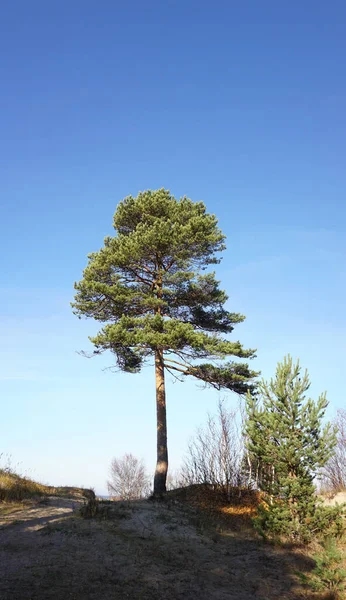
[0,469,50,502]
[167,484,262,531]
[0,468,93,504]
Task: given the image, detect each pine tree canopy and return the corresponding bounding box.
[72,189,257,394]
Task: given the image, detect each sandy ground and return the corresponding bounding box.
[0,495,321,600]
[321,491,346,507]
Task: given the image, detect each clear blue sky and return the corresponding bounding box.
[1,1,345,495]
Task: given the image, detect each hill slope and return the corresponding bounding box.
[0,488,326,600]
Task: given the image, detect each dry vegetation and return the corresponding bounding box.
[0,466,93,505]
[322,410,346,494]
[0,467,50,503]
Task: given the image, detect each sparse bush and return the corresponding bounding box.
[107,453,150,500]
[79,496,99,519]
[322,409,346,494]
[182,399,246,497]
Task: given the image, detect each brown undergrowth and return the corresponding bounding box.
[167,484,262,531]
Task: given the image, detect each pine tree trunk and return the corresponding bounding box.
[153,348,168,495]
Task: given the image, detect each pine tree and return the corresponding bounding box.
[245,355,337,541]
[72,189,257,494]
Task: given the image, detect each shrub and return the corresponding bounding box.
[322,409,346,494]
[79,496,99,519]
[299,537,346,598]
[182,399,246,497]
[254,499,345,543]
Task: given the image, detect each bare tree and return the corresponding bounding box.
[322,409,346,493]
[107,454,150,500]
[182,399,245,497]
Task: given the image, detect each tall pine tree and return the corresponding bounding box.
[72,189,257,494]
[245,355,337,540]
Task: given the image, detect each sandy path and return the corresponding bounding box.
[0,497,80,531]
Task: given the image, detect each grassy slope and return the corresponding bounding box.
[0,468,93,505]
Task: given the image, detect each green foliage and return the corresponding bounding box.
[298,538,346,597]
[310,505,346,540]
[253,500,294,540]
[245,355,339,542]
[72,189,257,392]
[254,499,345,543]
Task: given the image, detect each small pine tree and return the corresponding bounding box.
[245,355,337,542]
[299,537,346,597]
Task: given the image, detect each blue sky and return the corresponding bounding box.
[1,2,345,495]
